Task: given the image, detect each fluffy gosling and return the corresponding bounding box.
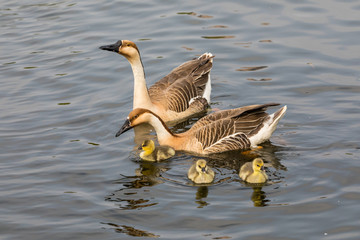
[188,159,215,184]
[139,140,175,162]
[239,158,268,183]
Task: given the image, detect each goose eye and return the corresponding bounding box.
[257,165,260,167]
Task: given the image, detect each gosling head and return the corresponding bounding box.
[140,140,155,154]
[99,40,141,62]
[196,159,209,174]
[252,158,265,172]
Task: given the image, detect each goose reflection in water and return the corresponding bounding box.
[101,222,160,238]
[113,161,168,190]
[133,162,169,187]
[106,162,168,211]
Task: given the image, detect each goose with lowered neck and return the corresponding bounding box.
[116,103,287,155]
[99,40,214,123]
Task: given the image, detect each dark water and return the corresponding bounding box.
[1,0,360,239]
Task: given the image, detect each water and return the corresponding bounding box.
[1,0,360,239]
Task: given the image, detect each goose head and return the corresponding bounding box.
[99,40,141,63]
[252,158,265,172]
[116,108,151,137]
[196,159,209,174]
[139,140,155,154]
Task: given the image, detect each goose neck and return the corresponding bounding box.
[128,57,152,109]
[148,114,177,144]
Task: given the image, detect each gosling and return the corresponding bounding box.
[139,139,175,162]
[188,159,215,184]
[239,158,268,183]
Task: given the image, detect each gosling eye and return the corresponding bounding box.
[257,164,260,167]
[198,165,201,168]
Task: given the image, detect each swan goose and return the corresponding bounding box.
[99,40,214,123]
[116,103,287,155]
[139,139,175,161]
[188,159,215,184]
[239,158,268,183]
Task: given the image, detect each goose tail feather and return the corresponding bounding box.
[249,105,287,147]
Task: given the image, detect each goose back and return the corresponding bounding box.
[181,103,282,154]
[148,53,213,113]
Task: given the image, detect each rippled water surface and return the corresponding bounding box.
[1,0,360,239]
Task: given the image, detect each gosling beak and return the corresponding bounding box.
[201,167,206,173]
[138,145,143,150]
[260,166,264,171]
[99,40,122,52]
[115,119,132,137]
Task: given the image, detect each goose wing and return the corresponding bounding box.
[148,54,213,112]
[194,119,251,154]
[193,104,279,153]
[191,103,279,131]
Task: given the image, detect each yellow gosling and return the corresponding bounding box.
[139,140,175,162]
[239,158,268,183]
[188,159,215,184]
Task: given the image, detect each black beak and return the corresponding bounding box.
[115,119,132,137]
[201,167,206,173]
[261,166,264,171]
[99,40,122,52]
[138,145,143,150]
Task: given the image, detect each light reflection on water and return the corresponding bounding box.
[1,0,360,239]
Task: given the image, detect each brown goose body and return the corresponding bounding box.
[116,103,287,155]
[100,40,213,123]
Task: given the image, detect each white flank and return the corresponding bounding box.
[249,105,287,147]
[188,74,211,105]
[203,73,211,103]
[201,52,213,103]
[188,96,198,105]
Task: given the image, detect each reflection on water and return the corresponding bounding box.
[114,162,169,190]
[250,186,269,207]
[195,186,209,208]
[201,35,235,39]
[236,66,268,71]
[102,222,160,238]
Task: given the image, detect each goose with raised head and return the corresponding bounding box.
[116,103,287,155]
[239,158,268,183]
[139,139,175,162]
[99,40,214,123]
[188,159,215,184]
